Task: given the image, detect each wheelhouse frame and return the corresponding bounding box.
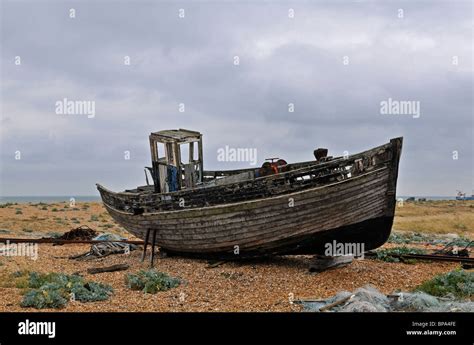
[149,129,203,193]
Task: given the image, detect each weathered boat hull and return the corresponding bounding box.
[98,135,402,259]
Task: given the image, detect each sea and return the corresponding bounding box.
[397,196,457,201]
[0,196,101,203]
[0,195,458,203]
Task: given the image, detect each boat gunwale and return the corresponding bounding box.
[100,166,389,217]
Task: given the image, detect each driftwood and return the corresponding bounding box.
[0,237,143,245]
[309,255,354,272]
[319,295,354,312]
[293,299,325,304]
[206,260,227,269]
[87,264,129,274]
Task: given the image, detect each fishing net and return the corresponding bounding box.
[391,291,441,311]
[328,286,389,312]
[300,284,474,312]
[69,233,139,260]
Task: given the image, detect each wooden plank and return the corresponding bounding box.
[206,260,227,268]
[0,238,144,245]
[139,184,388,241]
[309,255,354,272]
[87,264,129,274]
[319,295,354,312]
[198,137,204,183]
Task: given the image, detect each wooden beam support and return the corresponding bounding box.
[87,264,129,274]
[189,142,194,163]
[198,136,204,183]
[150,229,157,267]
[141,228,151,262]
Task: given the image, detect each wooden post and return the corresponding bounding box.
[189,142,194,163]
[198,136,204,183]
[165,143,171,163]
[141,228,151,262]
[150,229,157,267]
[149,137,158,161]
[175,143,182,190]
[149,138,160,193]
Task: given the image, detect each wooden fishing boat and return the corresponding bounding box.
[97,129,403,259]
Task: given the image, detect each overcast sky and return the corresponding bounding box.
[0,0,472,197]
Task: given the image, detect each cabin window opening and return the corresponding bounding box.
[191,142,199,161]
[155,142,167,162]
[180,143,190,164]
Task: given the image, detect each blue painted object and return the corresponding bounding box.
[167,166,178,192]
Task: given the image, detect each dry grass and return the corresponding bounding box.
[394,200,474,237]
[0,202,130,239]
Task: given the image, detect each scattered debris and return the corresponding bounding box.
[433,241,473,257]
[125,269,180,294]
[70,233,139,260]
[87,264,130,275]
[93,233,123,241]
[70,242,138,260]
[54,225,98,241]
